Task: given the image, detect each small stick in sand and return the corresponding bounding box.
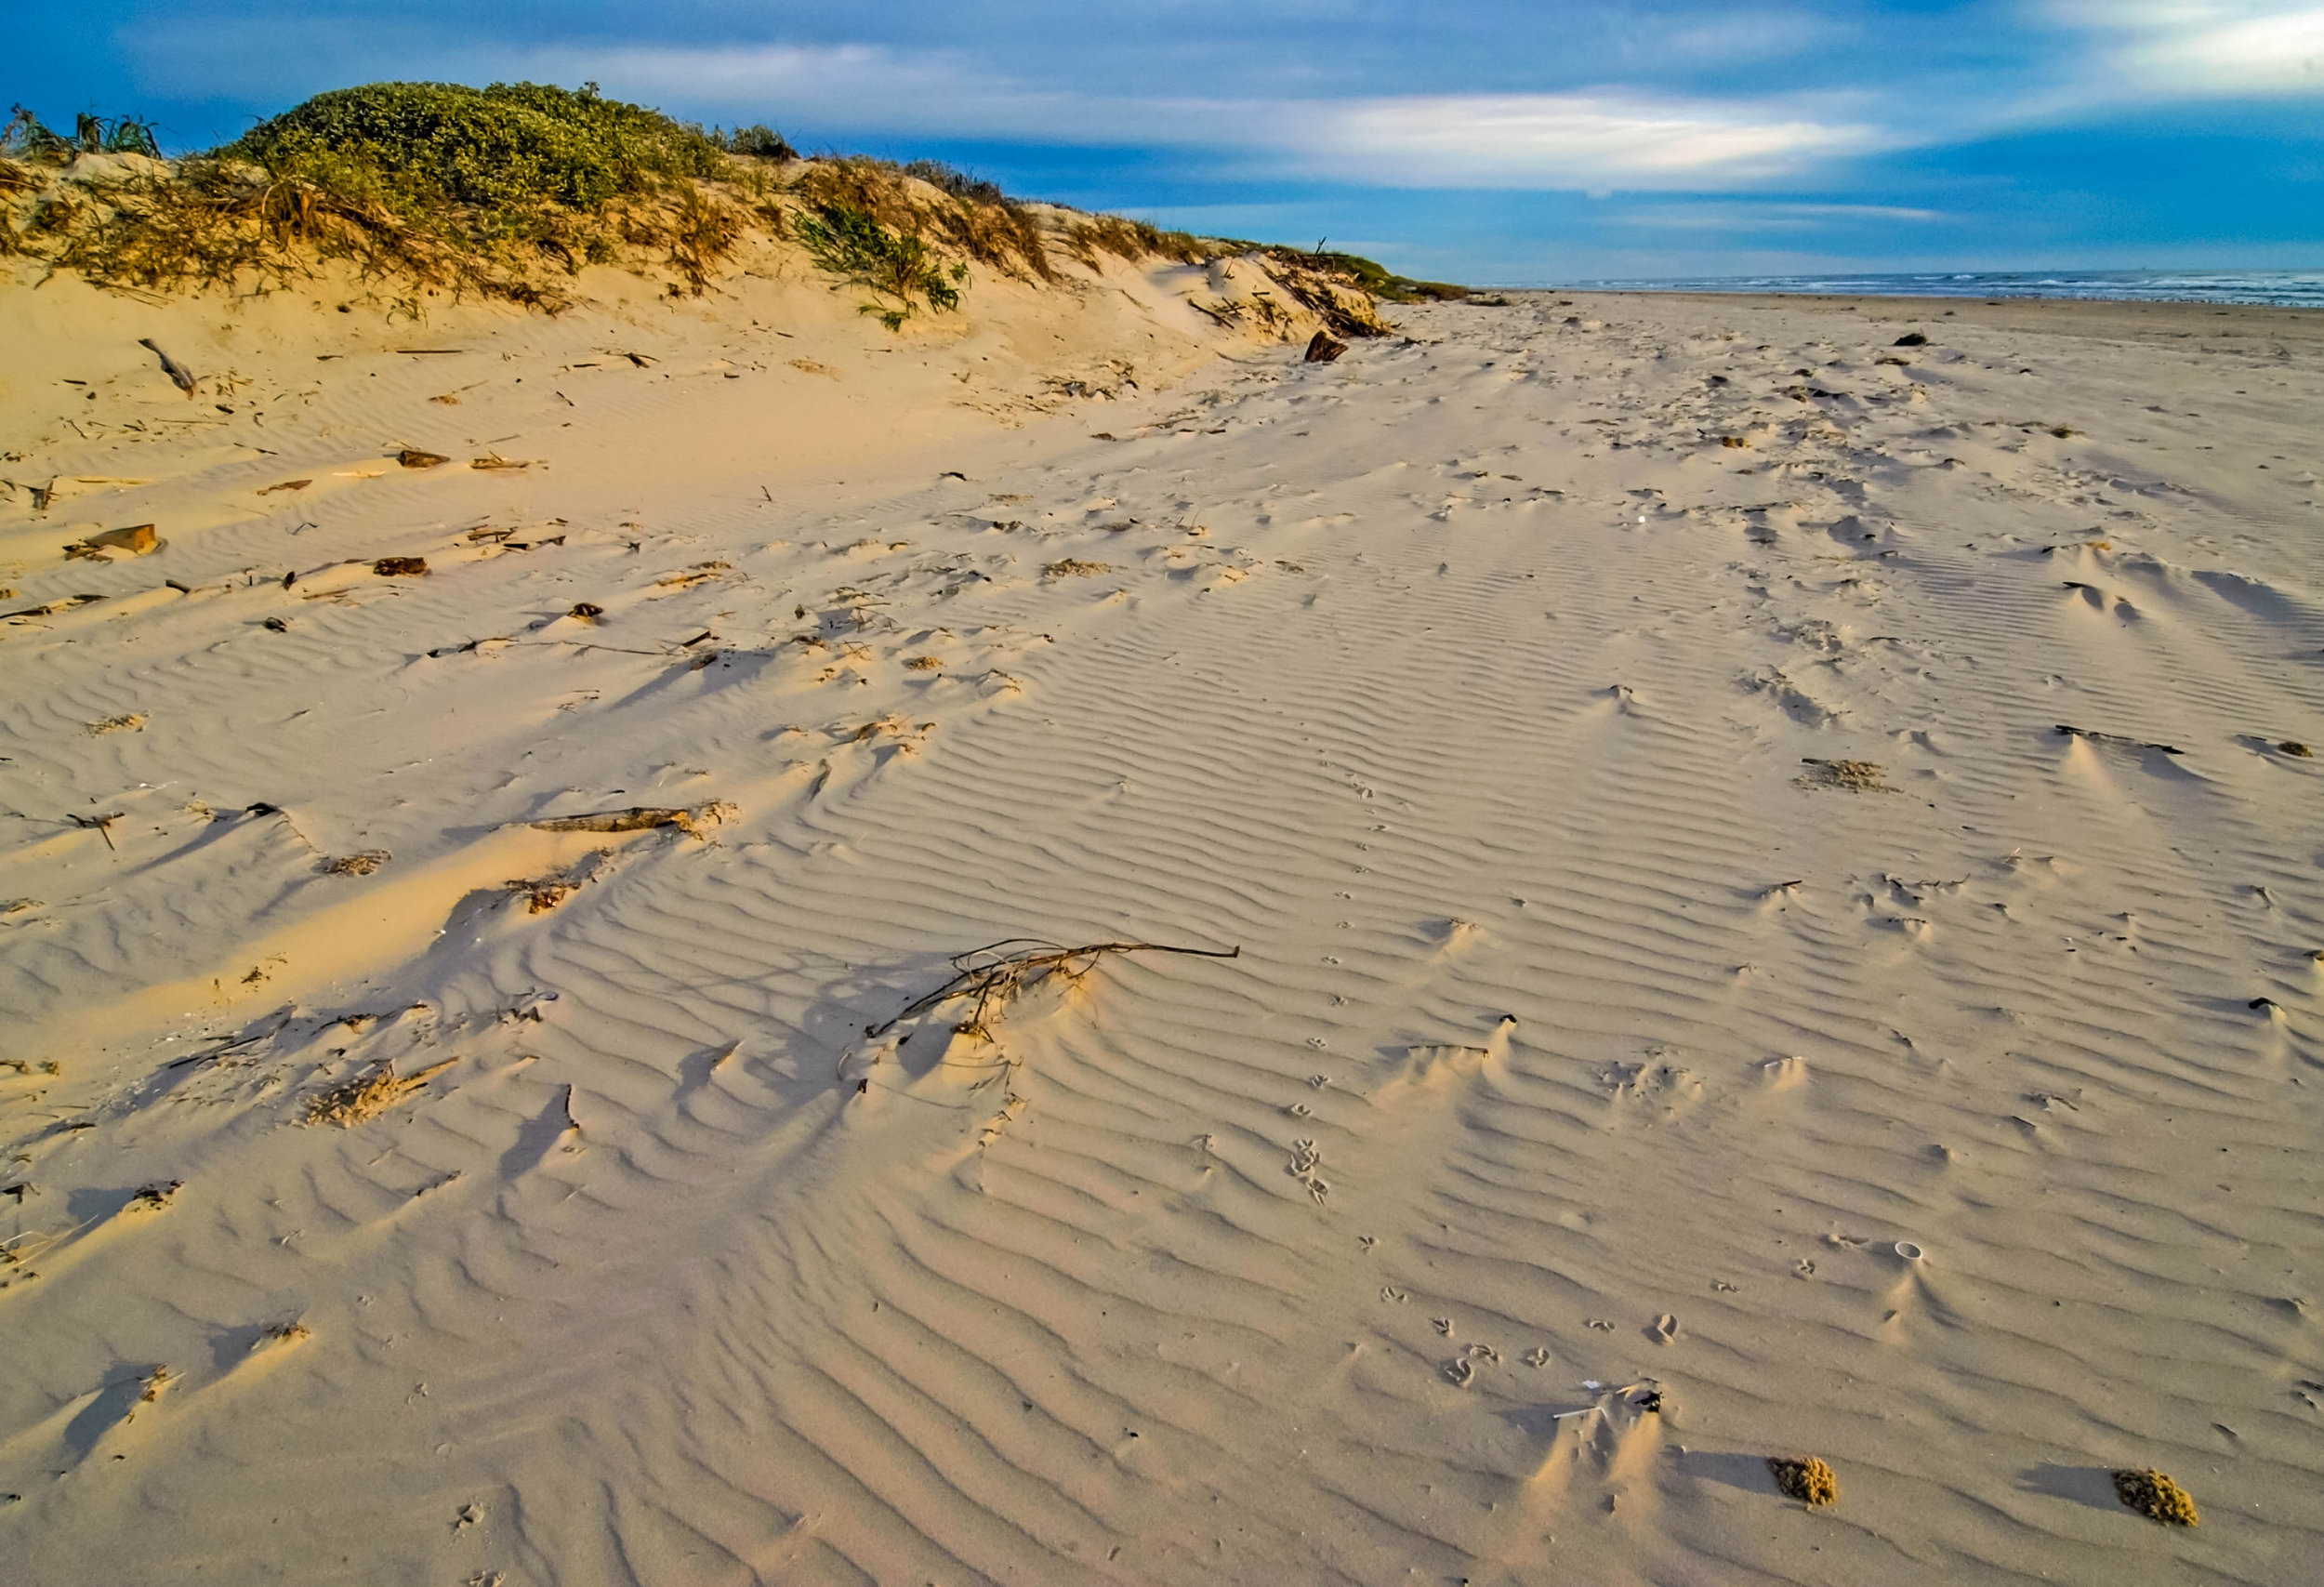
[68,812,125,852]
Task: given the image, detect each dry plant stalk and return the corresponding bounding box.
[865,938,1241,1043]
[304,1057,456,1127]
[2114,1469,2199,1526]
[1767,1455,1838,1507]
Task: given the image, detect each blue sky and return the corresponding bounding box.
[16,2,2323,282]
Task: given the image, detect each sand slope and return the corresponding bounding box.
[4,283,2323,1585]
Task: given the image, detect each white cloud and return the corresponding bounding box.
[2057,2,2324,94]
[127,21,1888,192]
[1275,93,1882,188]
[531,48,1888,188]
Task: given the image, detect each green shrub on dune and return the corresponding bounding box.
[224,81,726,217]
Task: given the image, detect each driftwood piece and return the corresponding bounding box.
[139,337,196,395]
[525,802,734,837]
[397,448,450,469]
[1305,330,1349,364]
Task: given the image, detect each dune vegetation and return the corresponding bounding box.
[0,81,1455,327]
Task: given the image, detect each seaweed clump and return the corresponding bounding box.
[1767,1455,1839,1507]
[2113,1469,2199,1527]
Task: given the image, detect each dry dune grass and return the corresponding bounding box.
[303,1058,455,1127]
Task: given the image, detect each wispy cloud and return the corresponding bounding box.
[2057,2,2324,96]
[125,27,1893,191]
[1275,94,1884,188]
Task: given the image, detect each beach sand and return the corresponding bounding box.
[3,271,2321,1585]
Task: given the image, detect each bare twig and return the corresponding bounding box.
[68,811,125,852]
[865,938,1240,1039]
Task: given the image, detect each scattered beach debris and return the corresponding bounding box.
[471,453,533,470]
[397,448,450,469]
[304,1058,456,1127]
[254,1320,312,1349]
[2279,740,2312,758]
[1305,330,1348,364]
[506,867,583,913]
[257,479,312,496]
[2113,1468,2199,1526]
[128,1181,182,1210]
[1,592,104,621]
[1893,332,1928,347]
[1895,1240,1926,1262]
[1042,558,1113,578]
[86,713,146,735]
[134,1365,176,1412]
[1797,758,1896,793]
[567,602,604,622]
[525,802,733,837]
[905,655,944,670]
[373,557,429,576]
[1767,1455,1839,1507]
[2055,724,2184,755]
[321,851,390,876]
[139,338,197,395]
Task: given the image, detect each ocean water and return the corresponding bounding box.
[1564,269,2324,310]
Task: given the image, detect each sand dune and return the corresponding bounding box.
[4,276,2323,1585]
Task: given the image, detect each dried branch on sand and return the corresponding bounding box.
[525,801,734,837]
[865,938,1240,1041]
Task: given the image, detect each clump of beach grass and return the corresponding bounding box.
[793,200,966,329]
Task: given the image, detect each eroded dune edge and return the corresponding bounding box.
[3,271,2322,1586]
